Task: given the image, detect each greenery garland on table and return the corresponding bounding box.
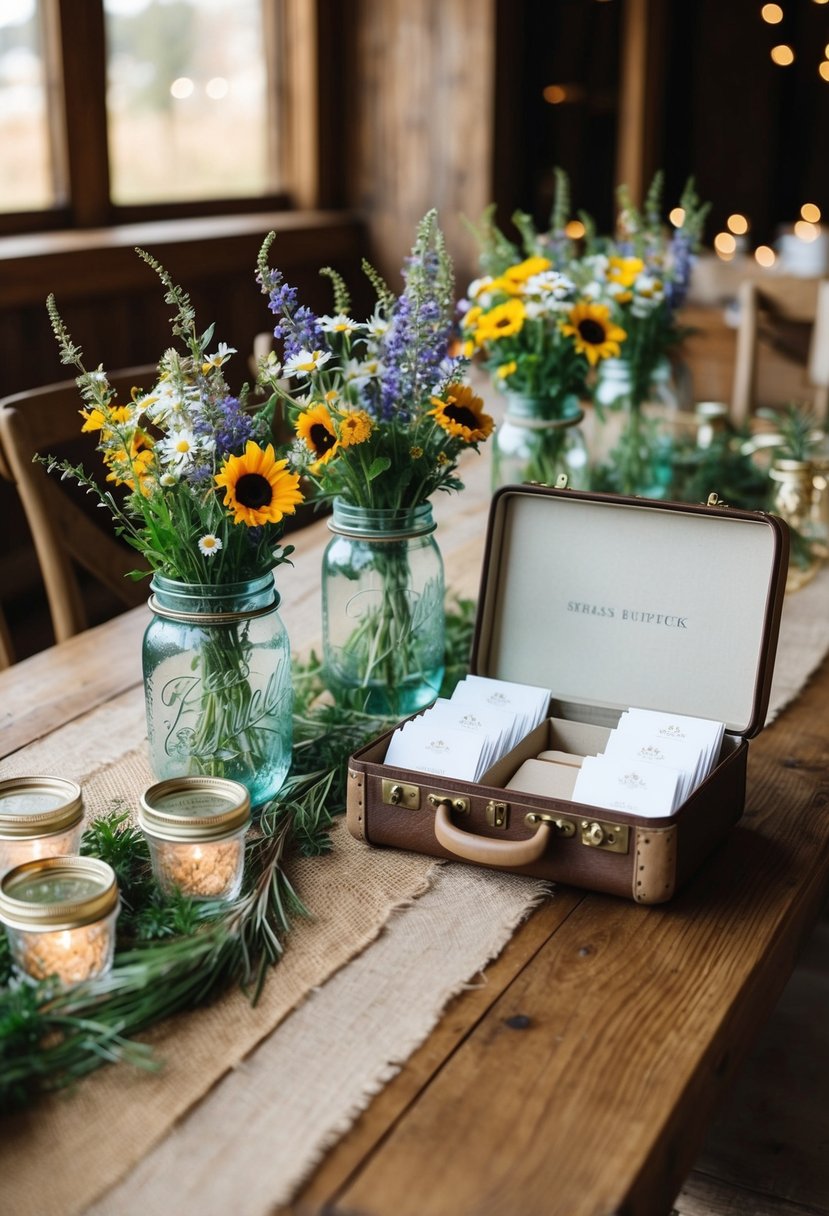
[0,599,476,1114]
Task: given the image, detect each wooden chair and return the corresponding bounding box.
[0,366,157,647]
[731,276,829,427]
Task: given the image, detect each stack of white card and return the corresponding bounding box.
[383,676,551,781]
[572,708,725,818]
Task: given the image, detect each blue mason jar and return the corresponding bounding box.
[322,499,445,715]
[142,572,293,807]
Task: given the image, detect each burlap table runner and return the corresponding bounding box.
[2,565,828,1216]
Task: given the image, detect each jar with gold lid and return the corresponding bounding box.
[139,776,251,901]
[0,777,84,879]
[0,855,119,986]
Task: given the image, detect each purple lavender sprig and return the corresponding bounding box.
[378,211,454,420]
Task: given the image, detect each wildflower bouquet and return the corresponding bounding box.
[46,250,303,801]
[461,172,627,486]
[582,174,709,496]
[461,176,627,399]
[255,210,492,712]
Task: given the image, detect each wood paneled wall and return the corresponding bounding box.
[342,0,497,290]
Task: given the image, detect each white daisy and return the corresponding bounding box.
[159,471,178,487]
[365,310,390,339]
[158,427,199,469]
[201,342,237,373]
[319,313,360,337]
[283,348,333,379]
[198,534,223,558]
[467,275,495,300]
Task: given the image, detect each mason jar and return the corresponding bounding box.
[322,500,445,715]
[139,776,250,901]
[0,776,84,878]
[142,573,293,807]
[492,391,589,489]
[593,358,675,498]
[0,855,119,986]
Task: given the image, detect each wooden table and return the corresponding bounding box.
[2,444,829,1216]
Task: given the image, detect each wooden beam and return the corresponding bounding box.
[56,0,112,227]
[615,0,666,201]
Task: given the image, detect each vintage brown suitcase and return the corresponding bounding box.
[346,484,789,903]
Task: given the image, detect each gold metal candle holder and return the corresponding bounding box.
[139,777,251,901]
[0,776,84,879]
[0,855,120,986]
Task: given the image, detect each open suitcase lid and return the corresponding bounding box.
[470,486,790,739]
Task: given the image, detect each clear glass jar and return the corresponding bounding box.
[492,391,589,489]
[322,500,445,715]
[143,573,293,807]
[0,856,119,986]
[139,776,250,901]
[592,358,674,498]
[0,777,84,878]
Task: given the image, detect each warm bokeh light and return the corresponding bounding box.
[820,60,829,80]
[542,84,567,104]
[794,219,820,241]
[755,245,776,267]
[170,76,195,99]
[206,76,229,100]
[771,44,795,65]
[564,219,586,239]
[761,2,784,21]
[668,206,686,227]
[714,231,737,255]
[801,202,822,222]
[727,213,749,235]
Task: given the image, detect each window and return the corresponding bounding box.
[104,0,276,205]
[0,0,302,233]
[0,0,56,213]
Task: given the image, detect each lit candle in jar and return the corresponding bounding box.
[0,856,120,986]
[0,777,84,878]
[139,777,251,901]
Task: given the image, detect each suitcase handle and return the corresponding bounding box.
[434,804,552,867]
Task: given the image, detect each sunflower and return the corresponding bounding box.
[338,410,373,448]
[474,298,526,345]
[429,385,494,443]
[295,403,339,468]
[215,440,303,527]
[560,302,627,366]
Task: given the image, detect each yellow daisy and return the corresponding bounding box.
[560,302,627,366]
[104,431,155,494]
[81,403,132,433]
[502,256,552,286]
[607,256,644,289]
[474,298,526,344]
[338,410,373,448]
[429,385,494,443]
[215,441,303,527]
[295,403,339,467]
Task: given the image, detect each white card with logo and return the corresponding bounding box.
[383,719,487,780]
[573,754,682,817]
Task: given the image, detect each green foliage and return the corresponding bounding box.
[0,598,477,1112]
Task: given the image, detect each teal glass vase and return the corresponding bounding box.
[492,390,589,489]
[593,357,676,498]
[322,500,445,715]
[142,572,293,807]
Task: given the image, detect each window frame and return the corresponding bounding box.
[0,0,339,237]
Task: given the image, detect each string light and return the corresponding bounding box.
[770,44,795,65]
[761,3,783,22]
[542,85,567,104]
[794,219,820,241]
[801,203,821,223]
[564,220,586,239]
[820,60,829,79]
[755,246,776,267]
[727,213,749,235]
[668,207,686,227]
[714,232,737,258]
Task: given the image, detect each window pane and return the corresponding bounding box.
[0,0,56,212]
[104,0,274,205]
